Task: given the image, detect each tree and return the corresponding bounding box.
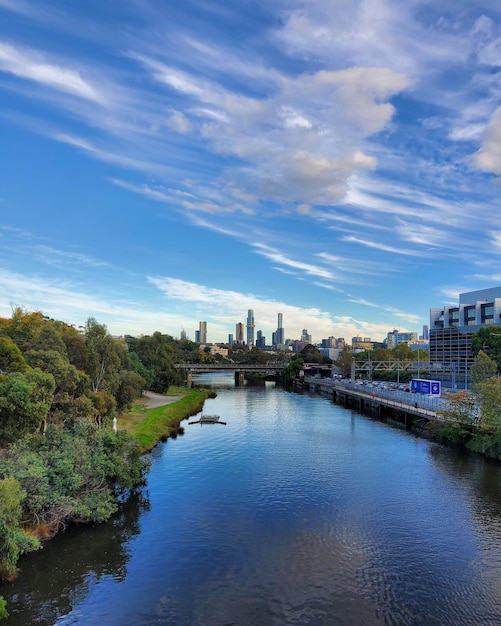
[469,350,497,393]
[335,345,353,378]
[0,478,40,581]
[393,343,413,361]
[475,377,501,430]
[84,318,120,393]
[115,370,145,411]
[0,369,55,443]
[471,327,501,372]
[0,337,27,373]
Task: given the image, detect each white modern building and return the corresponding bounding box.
[429,286,501,389]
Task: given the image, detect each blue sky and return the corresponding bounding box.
[1,0,501,345]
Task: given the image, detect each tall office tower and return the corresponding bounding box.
[180,329,187,341]
[246,309,255,348]
[422,325,429,341]
[195,330,200,343]
[228,334,234,345]
[275,313,284,347]
[256,330,266,349]
[235,322,244,344]
[199,321,207,344]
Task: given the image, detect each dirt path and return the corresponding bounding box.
[143,391,185,409]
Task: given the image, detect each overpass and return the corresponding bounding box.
[174,363,286,387]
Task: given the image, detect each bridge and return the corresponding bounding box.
[351,359,431,379]
[174,363,286,387]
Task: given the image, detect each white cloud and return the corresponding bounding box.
[0,41,104,103]
[474,106,501,174]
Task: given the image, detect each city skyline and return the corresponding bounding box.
[1,2,501,344]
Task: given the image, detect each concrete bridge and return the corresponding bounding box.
[174,363,286,387]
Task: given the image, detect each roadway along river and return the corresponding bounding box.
[4,373,501,625]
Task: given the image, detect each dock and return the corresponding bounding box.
[188,414,227,425]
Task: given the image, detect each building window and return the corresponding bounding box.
[464,306,476,326]
[481,303,494,324]
[448,308,459,327]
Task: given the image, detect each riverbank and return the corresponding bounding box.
[119,386,215,453]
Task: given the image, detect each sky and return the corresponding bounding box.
[1,0,501,346]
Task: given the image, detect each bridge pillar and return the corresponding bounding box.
[187,371,192,388]
[235,371,245,386]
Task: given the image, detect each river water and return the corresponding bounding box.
[4,374,501,625]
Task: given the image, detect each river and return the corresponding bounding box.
[4,373,501,625]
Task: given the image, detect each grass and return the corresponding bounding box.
[119,387,215,453]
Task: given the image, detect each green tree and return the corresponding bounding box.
[471,327,501,372]
[392,343,413,361]
[476,377,501,430]
[0,369,55,443]
[25,349,91,427]
[0,478,40,581]
[0,336,28,372]
[115,370,145,411]
[0,595,7,619]
[84,318,120,393]
[469,350,497,393]
[335,345,353,378]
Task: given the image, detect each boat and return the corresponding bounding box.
[188,414,227,425]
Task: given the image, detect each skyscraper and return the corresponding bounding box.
[246,309,255,348]
[198,321,207,344]
[235,322,244,344]
[275,313,284,347]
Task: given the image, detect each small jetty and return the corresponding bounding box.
[188,414,227,425]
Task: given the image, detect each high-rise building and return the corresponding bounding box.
[235,322,244,344]
[228,333,234,345]
[275,313,284,347]
[180,329,187,341]
[198,321,207,344]
[246,309,255,348]
[256,330,266,349]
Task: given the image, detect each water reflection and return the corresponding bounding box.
[4,491,149,625]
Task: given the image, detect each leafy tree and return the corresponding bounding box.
[0,336,28,373]
[0,595,7,619]
[471,327,501,372]
[371,347,391,361]
[115,370,146,411]
[393,343,414,361]
[469,350,497,392]
[299,344,331,364]
[475,377,501,430]
[88,391,116,429]
[24,349,91,426]
[0,307,45,351]
[125,332,180,392]
[0,478,40,581]
[282,357,304,387]
[84,318,120,393]
[0,369,55,443]
[335,345,353,378]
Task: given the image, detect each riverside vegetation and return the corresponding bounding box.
[0,308,215,618]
